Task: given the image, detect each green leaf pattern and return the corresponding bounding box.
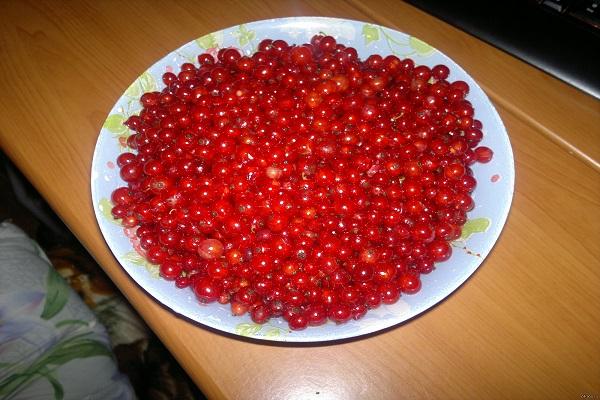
[195,31,223,50]
[124,70,157,100]
[124,81,142,99]
[55,319,90,329]
[98,198,119,225]
[264,328,281,338]
[40,268,70,320]
[235,323,286,338]
[101,112,131,150]
[122,251,160,277]
[362,24,379,45]
[370,25,437,58]
[235,323,262,337]
[44,337,112,366]
[138,71,157,92]
[44,372,64,400]
[122,251,145,265]
[0,334,112,398]
[102,114,127,135]
[233,24,256,48]
[408,36,435,56]
[449,217,493,258]
[0,267,113,398]
[459,218,491,241]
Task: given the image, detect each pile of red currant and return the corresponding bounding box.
[111,35,493,330]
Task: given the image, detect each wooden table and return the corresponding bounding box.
[1,1,599,398]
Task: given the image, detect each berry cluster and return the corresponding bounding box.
[111,35,493,330]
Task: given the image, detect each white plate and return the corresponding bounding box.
[91,17,514,342]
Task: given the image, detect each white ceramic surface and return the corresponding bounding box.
[91,17,514,342]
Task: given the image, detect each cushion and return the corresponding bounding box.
[0,222,136,400]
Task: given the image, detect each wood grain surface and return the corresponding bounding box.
[0,1,598,399]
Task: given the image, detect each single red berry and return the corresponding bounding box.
[305,304,328,326]
[119,162,143,182]
[328,303,352,324]
[474,146,494,163]
[399,272,422,294]
[432,64,450,80]
[197,239,224,260]
[428,240,452,262]
[194,278,221,303]
[160,262,182,281]
[379,284,400,304]
[250,304,271,324]
[288,312,309,331]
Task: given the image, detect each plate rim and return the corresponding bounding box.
[90,16,515,343]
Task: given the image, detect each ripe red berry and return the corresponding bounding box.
[474,146,494,163]
[328,303,352,324]
[197,239,224,260]
[287,312,309,331]
[194,278,221,303]
[111,187,132,205]
[160,262,182,281]
[399,271,421,294]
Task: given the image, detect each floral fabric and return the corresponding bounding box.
[0,222,135,400]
